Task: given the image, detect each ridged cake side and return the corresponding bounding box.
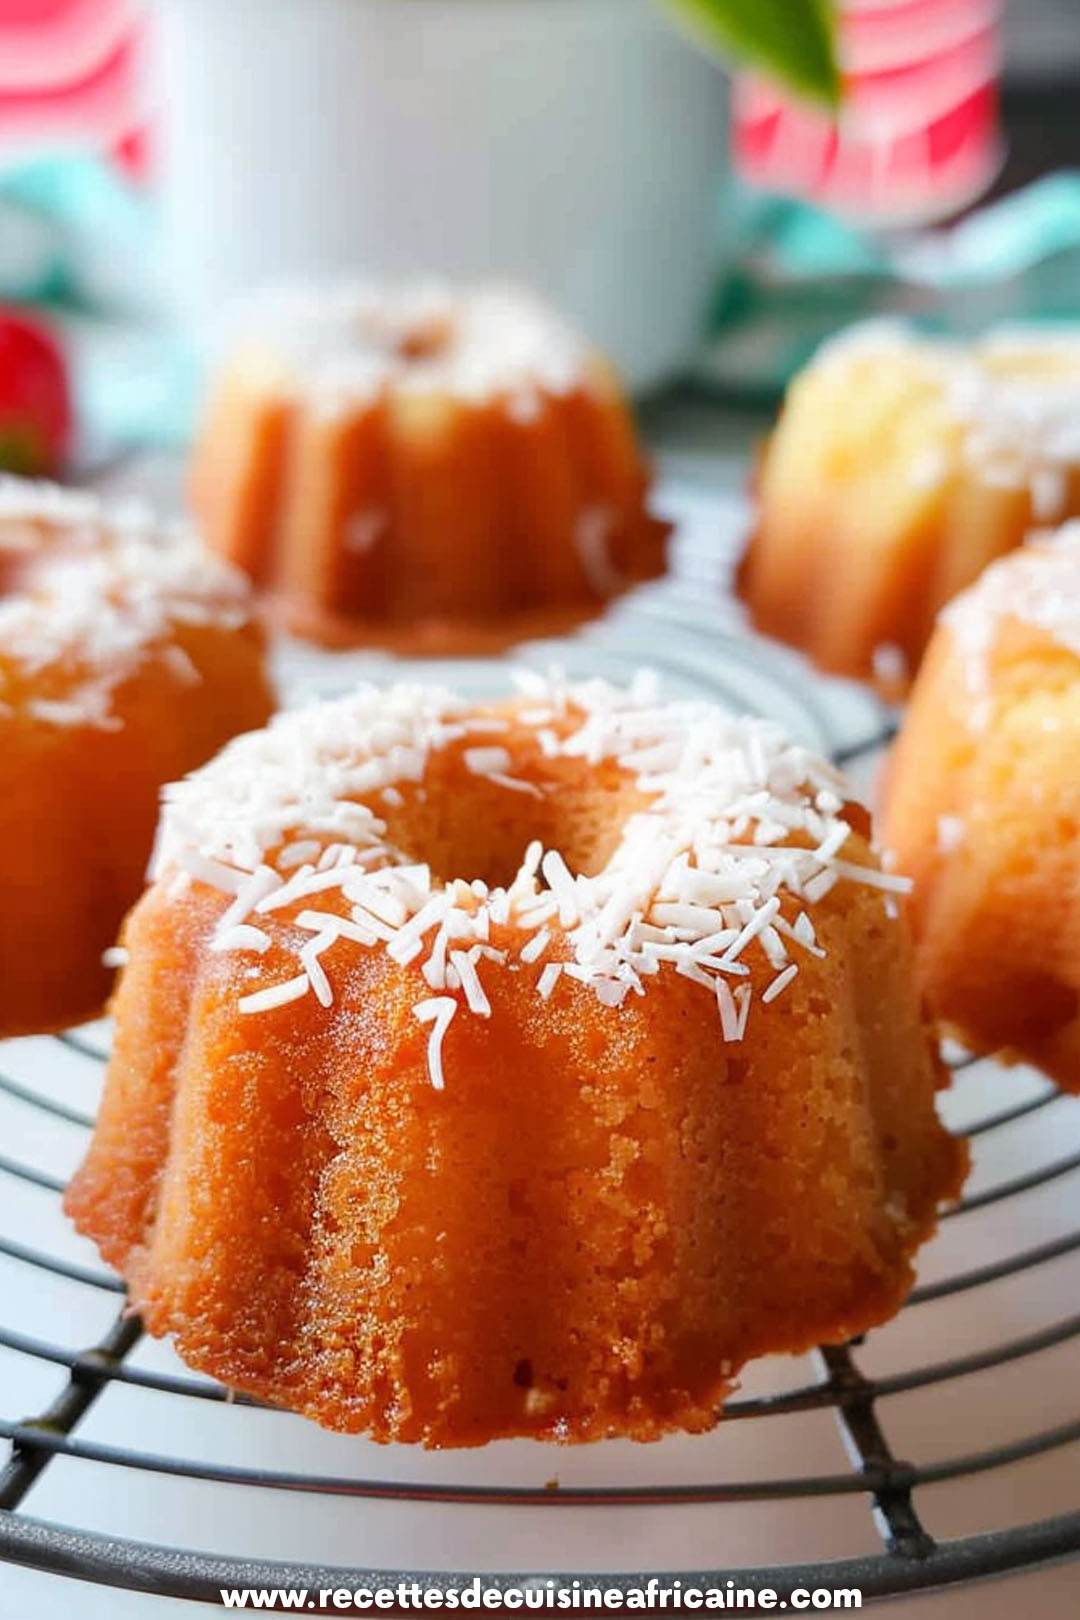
[882,525,1080,1088]
[0,479,274,1035]
[740,325,1080,685]
[68,867,961,1444]
[191,287,668,649]
[67,678,965,1444]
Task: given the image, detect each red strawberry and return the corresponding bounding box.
[0,312,72,477]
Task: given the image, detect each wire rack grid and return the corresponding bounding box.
[0,481,1078,1608]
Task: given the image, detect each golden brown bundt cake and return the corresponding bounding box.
[190,284,669,650]
[739,323,1080,688]
[66,674,965,1446]
[882,521,1080,1090]
[0,477,274,1037]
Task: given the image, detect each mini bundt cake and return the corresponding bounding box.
[189,283,669,650]
[882,521,1080,1090]
[739,323,1080,687]
[67,673,965,1446]
[0,478,274,1037]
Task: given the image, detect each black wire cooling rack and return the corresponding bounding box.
[0,486,1079,1608]
[0,710,1078,1610]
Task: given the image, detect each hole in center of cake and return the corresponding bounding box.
[374,743,652,892]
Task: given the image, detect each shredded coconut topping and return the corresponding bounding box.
[813,322,1080,519]
[152,673,904,1090]
[224,281,593,412]
[942,520,1080,702]
[937,815,965,854]
[0,477,255,727]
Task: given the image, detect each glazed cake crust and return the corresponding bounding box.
[67,676,965,1445]
[882,522,1080,1089]
[0,478,274,1036]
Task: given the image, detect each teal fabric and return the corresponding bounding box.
[0,156,195,453]
[699,172,1080,400]
[4,155,1080,446]
[0,156,148,310]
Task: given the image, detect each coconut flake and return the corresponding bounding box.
[762,963,799,1004]
[541,850,581,926]
[450,948,492,1017]
[239,974,311,1014]
[413,996,456,1090]
[716,977,741,1042]
[574,504,622,597]
[463,745,513,777]
[520,928,551,965]
[488,772,544,798]
[210,924,272,954]
[0,477,256,730]
[155,672,905,1086]
[937,815,965,853]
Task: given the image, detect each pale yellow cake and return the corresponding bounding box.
[741,324,1080,686]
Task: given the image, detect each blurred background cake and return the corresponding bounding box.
[739,324,1080,688]
[0,477,273,1037]
[190,283,670,650]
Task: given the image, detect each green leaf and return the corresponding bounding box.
[659,0,842,108]
[0,423,47,477]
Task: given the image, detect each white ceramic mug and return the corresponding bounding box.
[150,0,728,390]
